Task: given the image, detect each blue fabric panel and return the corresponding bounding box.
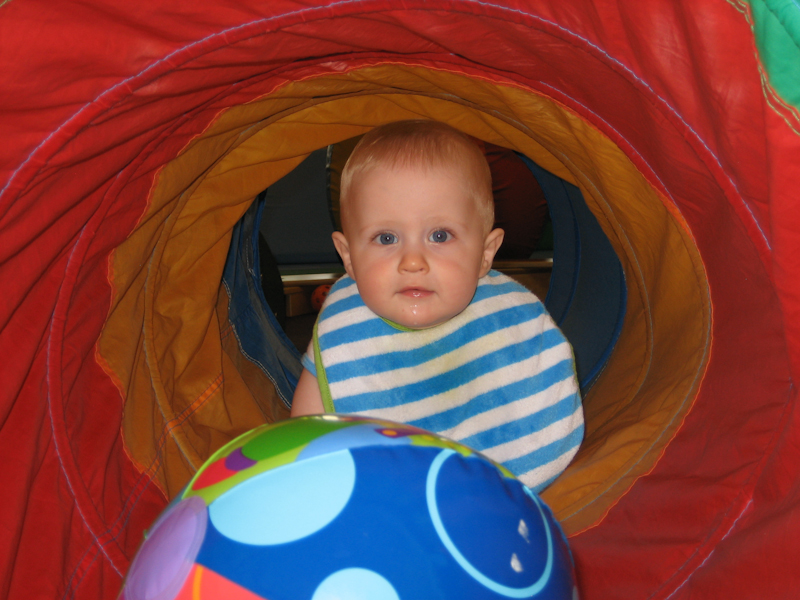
[519,155,627,392]
[223,196,302,407]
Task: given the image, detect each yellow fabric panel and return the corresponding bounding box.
[546,191,709,532]
[99,64,709,528]
[101,115,309,495]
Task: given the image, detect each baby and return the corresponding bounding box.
[291,120,583,491]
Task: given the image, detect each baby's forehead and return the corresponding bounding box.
[342,159,492,232]
[371,155,474,179]
[352,165,477,203]
[354,200,476,223]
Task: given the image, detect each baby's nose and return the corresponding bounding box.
[399,249,428,273]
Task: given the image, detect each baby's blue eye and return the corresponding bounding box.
[376,233,398,245]
[429,230,452,243]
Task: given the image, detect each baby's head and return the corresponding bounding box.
[340,120,495,234]
[331,120,504,329]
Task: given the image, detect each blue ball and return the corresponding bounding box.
[120,415,577,600]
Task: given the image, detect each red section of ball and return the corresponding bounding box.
[192,457,237,490]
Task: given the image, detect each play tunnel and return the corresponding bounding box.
[2,1,799,598]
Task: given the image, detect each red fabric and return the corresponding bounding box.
[1,1,799,599]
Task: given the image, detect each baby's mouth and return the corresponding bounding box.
[399,286,433,298]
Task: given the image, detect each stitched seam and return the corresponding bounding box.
[660,499,754,600]
[47,227,123,578]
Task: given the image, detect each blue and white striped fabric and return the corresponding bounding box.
[302,270,583,492]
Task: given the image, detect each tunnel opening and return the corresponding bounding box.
[97,65,710,536]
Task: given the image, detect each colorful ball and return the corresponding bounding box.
[119,415,577,600]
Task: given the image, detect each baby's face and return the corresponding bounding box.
[333,163,499,329]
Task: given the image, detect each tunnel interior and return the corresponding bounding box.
[99,66,710,536]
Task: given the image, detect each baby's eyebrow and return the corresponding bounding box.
[427,219,471,229]
[357,225,397,238]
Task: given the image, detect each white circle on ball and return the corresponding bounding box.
[312,568,400,600]
[209,449,355,545]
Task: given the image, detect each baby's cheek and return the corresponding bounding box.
[358,285,392,317]
[449,277,480,305]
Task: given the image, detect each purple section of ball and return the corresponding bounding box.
[225,447,258,471]
[122,496,208,600]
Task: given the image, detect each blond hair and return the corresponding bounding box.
[340,120,494,232]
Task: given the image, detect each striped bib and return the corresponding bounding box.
[302,270,583,492]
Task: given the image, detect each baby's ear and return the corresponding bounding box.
[480,228,505,277]
[332,231,355,280]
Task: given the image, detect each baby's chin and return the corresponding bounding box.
[377,307,466,330]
